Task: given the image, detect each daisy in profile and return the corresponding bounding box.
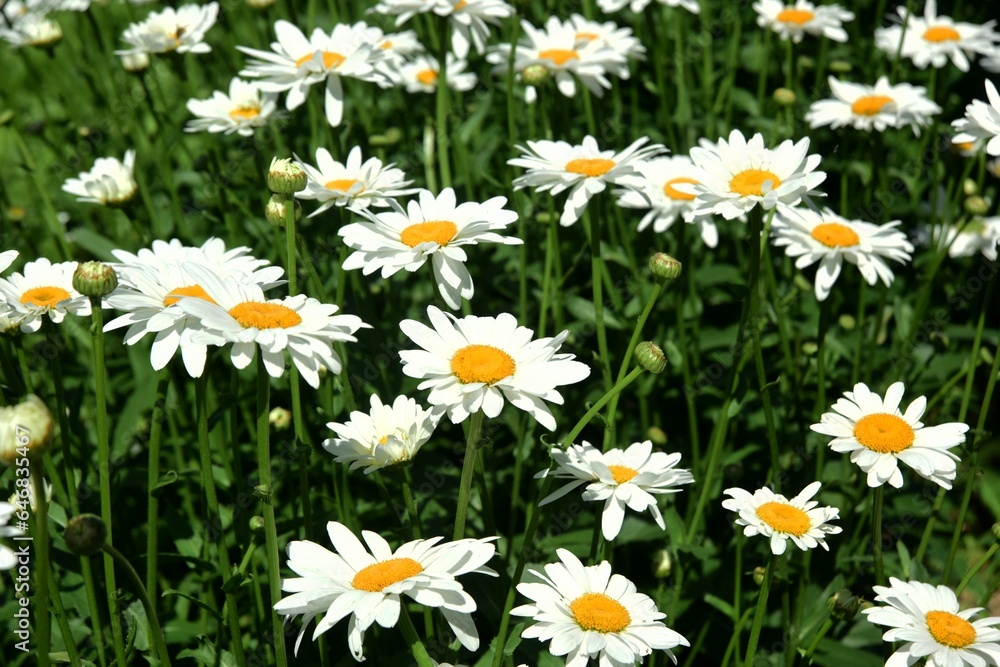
[613,155,719,246]
[864,578,1000,667]
[597,0,700,14]
[370,0,513,58]
[771,207,913,301]
[951,80,1000,157]
[0,13,62,48]
[875,0,998,72]
[0,258,90,333]
[0,251,16,274]
[61,150,137,207]
[185,77,278,136]
[686,129,826,220]
[0,501,24,570]
[389,53,477,93]
[176,264,367,388]
[722,481,841,555]
[811,381,969,489]
[340,188,522,309]
[486,16,627,104]
[323,394,441,473]
[567,13,645,77]
[116,2,219,55]
[753,0,854,43]
[510,135,665,227]
[366,27,423,62]
[806,76,941,135]
[398,305,590,430]
[294,146,416,216]
[928,217,1000,261]
[274,521,498,659]
[536,440,694,541]
[512,548,689,666]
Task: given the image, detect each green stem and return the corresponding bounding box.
[31,467,51,667]
[873,486,885,587]
[743,555,776,667]
[803,617,834,665]
[397,606,435,667]
[101,544,172,666]
[956,544,999,597]
[588,208,614,394]
[396,468,422,539]
[47,564,81,667]
[814,298,831,480]
[435,16,452,190]
[145,370,170,605]
[453,410,484,540]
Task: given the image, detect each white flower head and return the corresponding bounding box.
[0,501,25,570]
[294,146,417,215]
[924,217,1000,261]
[567,13,646,76]
[806,75,941,135]
[811,382,969,489]
[597,0,700,15]
[369,0,513,58]
[0,12,62,47]
[116,2,219,55]
[875,0,998,72]
[0,258,91,333]
[185,77,278,137]
[722,481,842,555]
[387,53,477,93]
[951,79,1000,157]
[62,150,137,206]
[753,0,854,43]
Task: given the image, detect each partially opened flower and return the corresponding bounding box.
[295,146,416,216]
[537,440,694,541]
[61,150,137,207]
[398,305,590,429]
[274,521,497,659]
[753,0,854,43]
[116,2,219,55]
[185,77,278,136]
[722,481,841,555]
[951,79,1000,157]
[0,258,91,333]
[875,0,998,72]
[811,382,969,489]
[806,76,941,135]
[597,0,700,14]
[864,578,1000,667]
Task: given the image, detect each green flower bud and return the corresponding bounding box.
[828,60,852,73]
[269,406,292,431]
[773,88,797,106]
[827,589,861,621]
[73,261,118,298]
[246,0,276,7]
[522,64,550,87]
[65,514,107,557]
[963,179,979,196]
[652,548,672,578]
[267,157,307,194]
[265,195,301,228]
[838,314,855,330]
[992,523,1000,541]
[369,127,403,147]
[965,196,990,216]
[635,341,667,374]
[648,253,682,282]
[647,425,668,446]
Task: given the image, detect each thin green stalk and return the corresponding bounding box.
[145,370,170,604]
[733,537,743,657]
[47,564,81,667]
[850,281,867,384]
[743,554,776,667]
[803,617,834,665]
[538,220,557,337]
[956,544,999,597]
[587,208,614,394]
[813,298,831,480]
[101,544,172,666]
[398,606,435,667]
[453,410,485,540]
[720,608,755,667]
[395,468,422,539]
[435,16,452,189]
[873,486,886,587]
[46,323,79,514]
[673,8,691,144]
[31,467,51,667]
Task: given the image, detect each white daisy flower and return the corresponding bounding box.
[512,548,689,666]
[597,0,700,15]
[0,258,91,333]
[753,0,854,43]
[0,501,25,570]
[115,2,219,56]
[0,13,61,47]
[509,135,665,227]
[274,521,498,659]
[389,53,477,93]
[536,440,694,541]
[0,250,16,274]
[984,51,1000,74]
[323,394,441,473]
[370,0,513,58]
[875,0,998,73]
[367,27,423,62]
[806,75,941,135]
[928,217,1000,261]
[612,155,719,247]
[238,20,386,127]
[294,146,417,216]
[686,129,827,221]
[486,16,627,105]
[398,305,591,430]
[721,481,842,555]
[864,577,1000,667]
[175,264,368,389]
[340,188,522,309]
[810,382,969,489]
[185,77,278,137]
[566,13,645,77]
[951,80,1000,157]
[61,149,138,207]
[771,207,913,301]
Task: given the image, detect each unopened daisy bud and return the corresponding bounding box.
[267,157,307,194]
[802,341,818,355]
[647,425,667,445]
[648,252,682,282]
[857,599,874,612]
[64,514,107,557]
[73,261,118,298]
[635,342,667,374]
[838,314,855,330]
[827,589,861,621]
[269,406,291,431]
[1,395,54,465]
[993,523,1000,541]
[797,55,815,70]
[773,88,797,106]
[265,195,301,228]
[522,64,550,87]
[120,51,149,73]
[965,196,990,216]
[246,0,276,8]
[254,484,271,499]
[250,515,266,542]
[536,211,556,225]
[752,566,767,586]
[369,127,402,147]
[829,60,852,73]
[963,179,979,196]
[652,548,672,578]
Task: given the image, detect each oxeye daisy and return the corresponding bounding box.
[509,135,665,227]
[536,440,694,541]
[274,521,498,659]
[370,0,513,58]
[294,146,417,216]
[721,481,842,555]
[0,501,24,570]
[398,305,590,430]
[512,548,689,666]
[771,207,913,301]
[686,129,826,220]
[322,394,441,473]
[875,0,998,73]
[951,80,1000,157]
[185,77,278,137]
[753,0,854,43]
[61,150,137,207]
[811,381,969,489]
[806,75,941,135]
[566,13,645,76]
[0,258,91,333]
[175,264,368,389]
[928,217,1000,261]
[365,26,423,61]
[0,12,61,47]
[340,188,522,309]
[389,53,477,93]
[115,2,219,55]
[863,577,1000,667]
[597,0,700,15]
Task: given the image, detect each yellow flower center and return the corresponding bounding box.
[923,26,961,42]
[163,284,217,307]
[538,48,579,66]
[566,158,616,177]
[925,611,977,648]
[20,286,71,308]
[569,593,632,633]
[295,50,345,69]
[454,0,468,9]
[416,68,439,86]
[956,141,975,152]
[380,40,392,49]
[575,32,599,42]
[811,222,860,248]
[729,169,782,196]
[607,465,639,485]
[853,413,915,454]
[663,176,699,201]
[776,8,814,25]
[450,344,516,385]
[400,221,458,248]
[851,95,895,116]
[755,501,811,536]
[352,558,424,592]
[228,106,261,121]
[325,178,362,193]
[228,302,303,329]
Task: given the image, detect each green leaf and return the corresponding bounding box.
[703,593,735,619]
[161,590,221,621]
